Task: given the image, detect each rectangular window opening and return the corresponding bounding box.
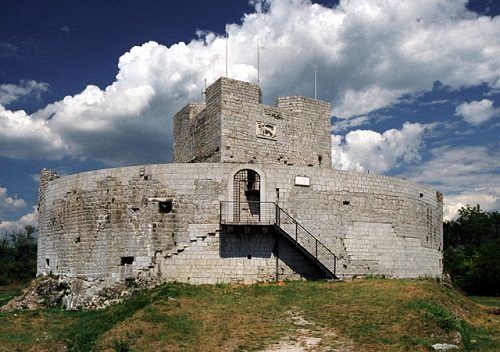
[343,200,350,205]
[159,200,173,213]
[120,256,135,265]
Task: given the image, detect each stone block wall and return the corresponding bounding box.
[38,162,442,295]
[261,166,443,278]
[173,77,331,167]
[160,225,323,284]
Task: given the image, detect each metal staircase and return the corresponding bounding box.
[220,201,337,279]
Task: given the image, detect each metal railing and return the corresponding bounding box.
[276,205,337,278]
[220,201,337,278]
[220,201,276,225]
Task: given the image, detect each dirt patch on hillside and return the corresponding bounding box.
[262,307,354,352]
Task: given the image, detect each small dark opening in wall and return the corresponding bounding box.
[419,193,424,198]
[132,207,139,212]
[120,256,134,265]
[247,254,252,259]
[343,200,350,205]
[318,155,323,165]
[46,258,50,266]
[75,237,80,243]
[159,200,173,213]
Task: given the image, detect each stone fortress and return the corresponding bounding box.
[37,77,443,301]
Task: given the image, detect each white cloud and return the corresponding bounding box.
[0,80,49,105]
[443,192,498,221]
[419,99,450,106]
[0,41,18,58]
[31,173,41,183]
[0,186,27,216]
[332,115,370,132]
[0,0,499,165]
[455,99,500,125]
[0,105,68,159]
[400,145,500,220]
[332,87,406,118]
[332,122,427,173]
[0,206,37,234]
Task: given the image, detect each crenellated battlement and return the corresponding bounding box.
[173,77,331,167]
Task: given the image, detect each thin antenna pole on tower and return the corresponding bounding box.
[314,50,318,99]
[257,37,260,86]
[225,30,228,77]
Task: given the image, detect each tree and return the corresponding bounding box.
[443,205,500,296]
[0,226,38,285]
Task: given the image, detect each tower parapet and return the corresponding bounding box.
[173,77,331,167]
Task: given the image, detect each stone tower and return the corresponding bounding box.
[173,77,332,167]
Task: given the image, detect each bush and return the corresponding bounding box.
[443,205,500,295]
[0,225,37,285]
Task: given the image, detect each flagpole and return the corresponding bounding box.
[225,31,228,77]
[257,38,260,86]
[314,50,317,99]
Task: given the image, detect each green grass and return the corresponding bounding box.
[0,284,23,307]
[0,280,498,352]
[469,296,500,307]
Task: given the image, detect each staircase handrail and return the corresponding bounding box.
[220,201,337,278]
[274,203,337,277]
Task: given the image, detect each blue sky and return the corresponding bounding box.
[1,0,499,231]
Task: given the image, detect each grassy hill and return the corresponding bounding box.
[0,279,498,351]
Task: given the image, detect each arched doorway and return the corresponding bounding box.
[233,169,261,223]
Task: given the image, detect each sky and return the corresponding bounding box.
[1,0,499,232]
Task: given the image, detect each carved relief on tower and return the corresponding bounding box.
[256,121,277,140]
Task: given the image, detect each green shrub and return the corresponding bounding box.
[443,205,500,295]
[0,226,37,285]
[112,337,131,352]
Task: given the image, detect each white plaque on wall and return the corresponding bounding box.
[295,176,310,187]
[256,122,277,140]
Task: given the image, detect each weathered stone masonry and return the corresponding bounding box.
[174,78,331,167]
[38,77,443,301]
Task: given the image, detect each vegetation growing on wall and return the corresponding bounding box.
[0,226,37,285]
[443,205,500,296]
